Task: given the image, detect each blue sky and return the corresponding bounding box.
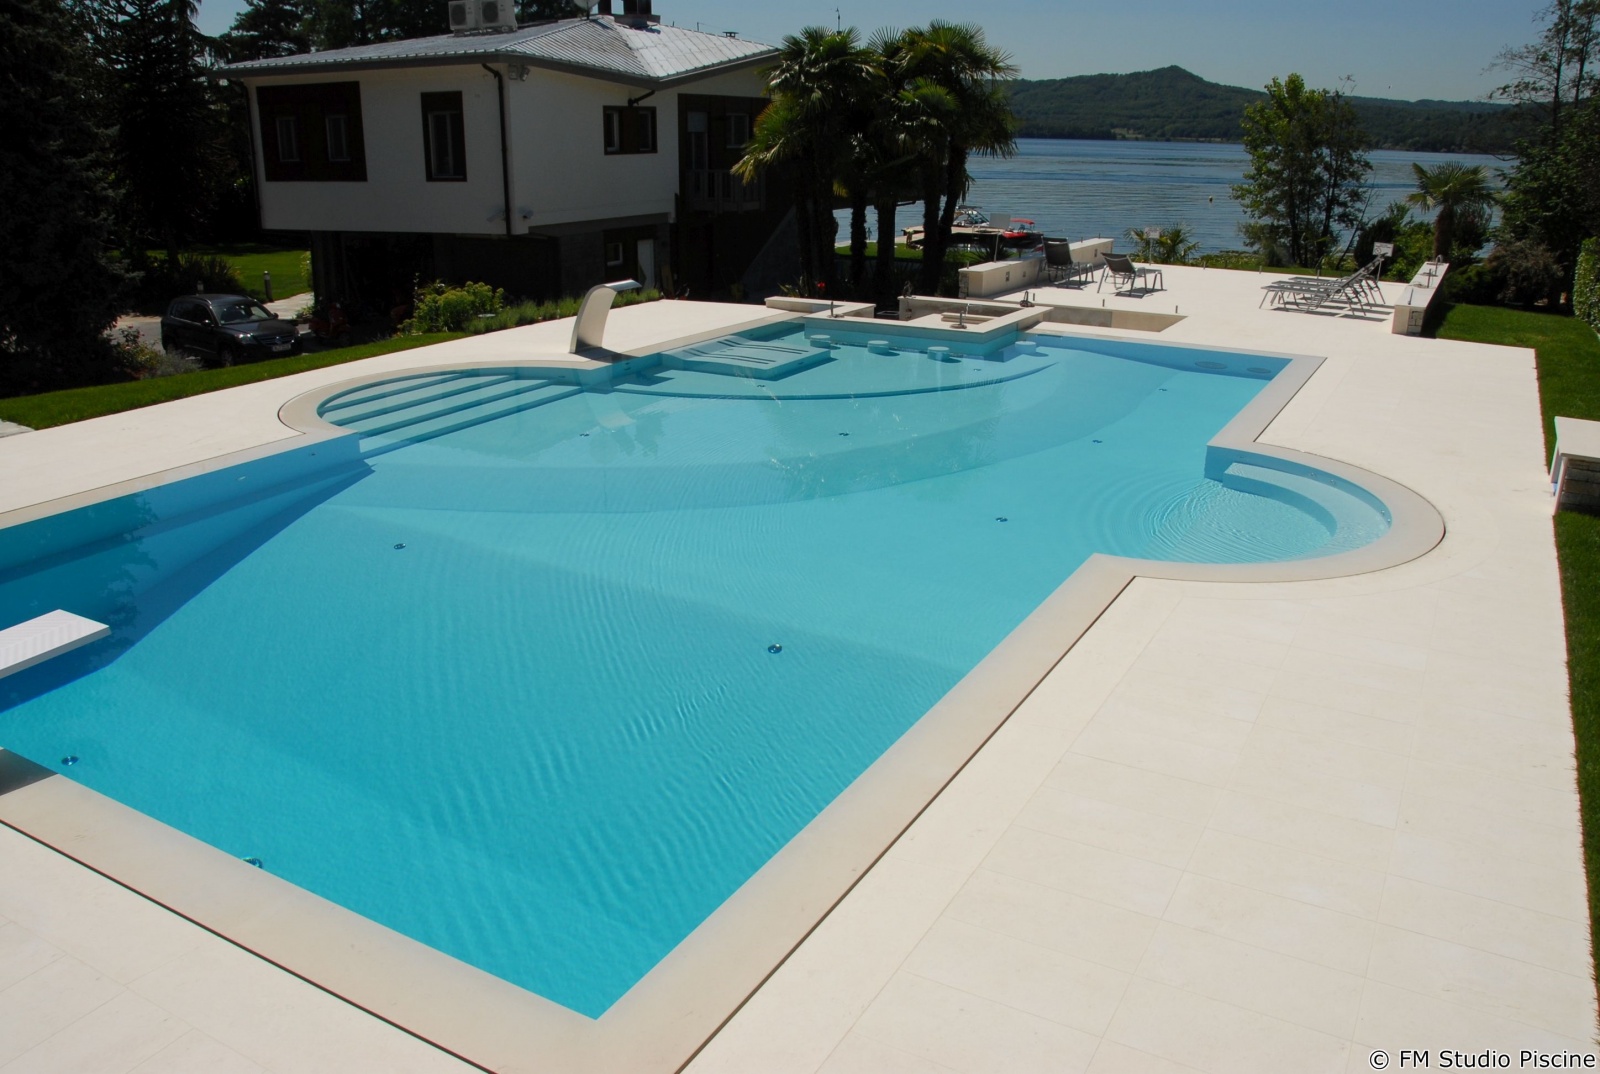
[197,0,1542,102]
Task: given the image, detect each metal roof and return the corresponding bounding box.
[222,17,777,87]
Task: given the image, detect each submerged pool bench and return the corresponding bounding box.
[0,610,109,681]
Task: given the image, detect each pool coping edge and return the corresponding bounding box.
[0,326,1445,1074]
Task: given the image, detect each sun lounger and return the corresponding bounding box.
[1260,258,1386,314]
[1098,253,1164,294]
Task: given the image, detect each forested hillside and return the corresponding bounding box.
[1009,66,1526,152]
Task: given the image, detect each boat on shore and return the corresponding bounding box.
[903,207,1042,253]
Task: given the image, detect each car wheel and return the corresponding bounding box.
[217,343,238,367]
[160,333,180,356]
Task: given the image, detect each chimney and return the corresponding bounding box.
[613,0,658,25]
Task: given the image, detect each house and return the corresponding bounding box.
[221,0,790,310]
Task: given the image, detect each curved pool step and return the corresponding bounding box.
[337,379,553,439]
[328,374,519,428]
[320,372,470,414]
[359,381,582,456]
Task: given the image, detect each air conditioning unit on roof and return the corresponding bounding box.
[478,0,517,32]
[448,0,479,33]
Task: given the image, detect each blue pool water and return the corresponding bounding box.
[0,325,1388,1016]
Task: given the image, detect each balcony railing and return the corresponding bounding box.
[685,169,764,213]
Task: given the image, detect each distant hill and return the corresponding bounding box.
[1008,67,1527,153]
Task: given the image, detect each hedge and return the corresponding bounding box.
[1577,237,1600,334]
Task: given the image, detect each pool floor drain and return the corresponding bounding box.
[243,857,263,868]
[996,517,1009,523]
[393,543,406,550]
[61,755,79,766]
[767,643,783,654]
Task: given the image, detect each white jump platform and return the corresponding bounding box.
[1552,415,1600,511]
[0,610,110,680]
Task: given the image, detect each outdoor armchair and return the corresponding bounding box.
[1098,252,1164,294]
[1043,240,1095,285]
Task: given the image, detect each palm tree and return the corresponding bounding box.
[839,30,958,308]
[1406,162,1497,260]
[901,22,1018,295]
[1125,225,1200,264]
[734,27,874,293]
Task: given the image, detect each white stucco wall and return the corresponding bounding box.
[248,63,768,236]
[253,67,509,235]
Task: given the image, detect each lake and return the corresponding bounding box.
[835,138,1505,253]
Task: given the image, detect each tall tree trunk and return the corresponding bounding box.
[794,195,815,287]
[915,165,944,295]
[1435,205,1455,261]
[849,187,869,299]
[875,195,900,312]
[816,177,839,295]
[922,143,970,297]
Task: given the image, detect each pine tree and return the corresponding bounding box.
[0,0,131,394]
[217,0,308,62]
[93,0,227,267]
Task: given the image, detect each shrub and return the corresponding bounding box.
[401,280,506,333]
[1438,263,1505,306]
[466,288,662,335]
[1576,237,1600,333]
[129,254,246,314]
[106,327,166,379]
[1194,250,1264,271]
[1487,239,1565,307]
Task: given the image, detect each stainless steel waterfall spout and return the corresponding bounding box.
[571,279,643,353]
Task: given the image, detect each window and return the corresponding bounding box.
[725,113,749,148]
[256,82,366,182]
[686,111,709,169]
[604,109,622,154]
[605,242,624,267]
[421,92,466,181]
[325,114,350,162]
[635,109,656,153]
[603,106,657,155]
[170,299,205,323]
[275,116,300,163]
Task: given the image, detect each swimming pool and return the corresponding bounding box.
[0,319,1418,1042]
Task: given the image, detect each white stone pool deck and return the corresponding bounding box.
[0,271,1593,1072]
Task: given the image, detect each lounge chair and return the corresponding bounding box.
[1259,257,1387,314]
[1043,240,1095,285]
[1098,252,1164,294]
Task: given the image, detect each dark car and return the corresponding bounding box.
[161,294,302,366]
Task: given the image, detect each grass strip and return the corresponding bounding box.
[0,334,463,431]
[833,243,987,264]
[1437,303,1600,991]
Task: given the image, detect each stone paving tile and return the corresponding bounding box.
[849,972,1100,1074]
[0,990,185,1074]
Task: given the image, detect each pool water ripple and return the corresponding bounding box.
[0,324,1390,1018]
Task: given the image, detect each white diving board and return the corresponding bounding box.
[0,611,110,681]
[1552,415,1600,512]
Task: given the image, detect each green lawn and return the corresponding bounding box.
[0,334,462,430]
[1436,303,1600,983]
[162,244,311,301]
